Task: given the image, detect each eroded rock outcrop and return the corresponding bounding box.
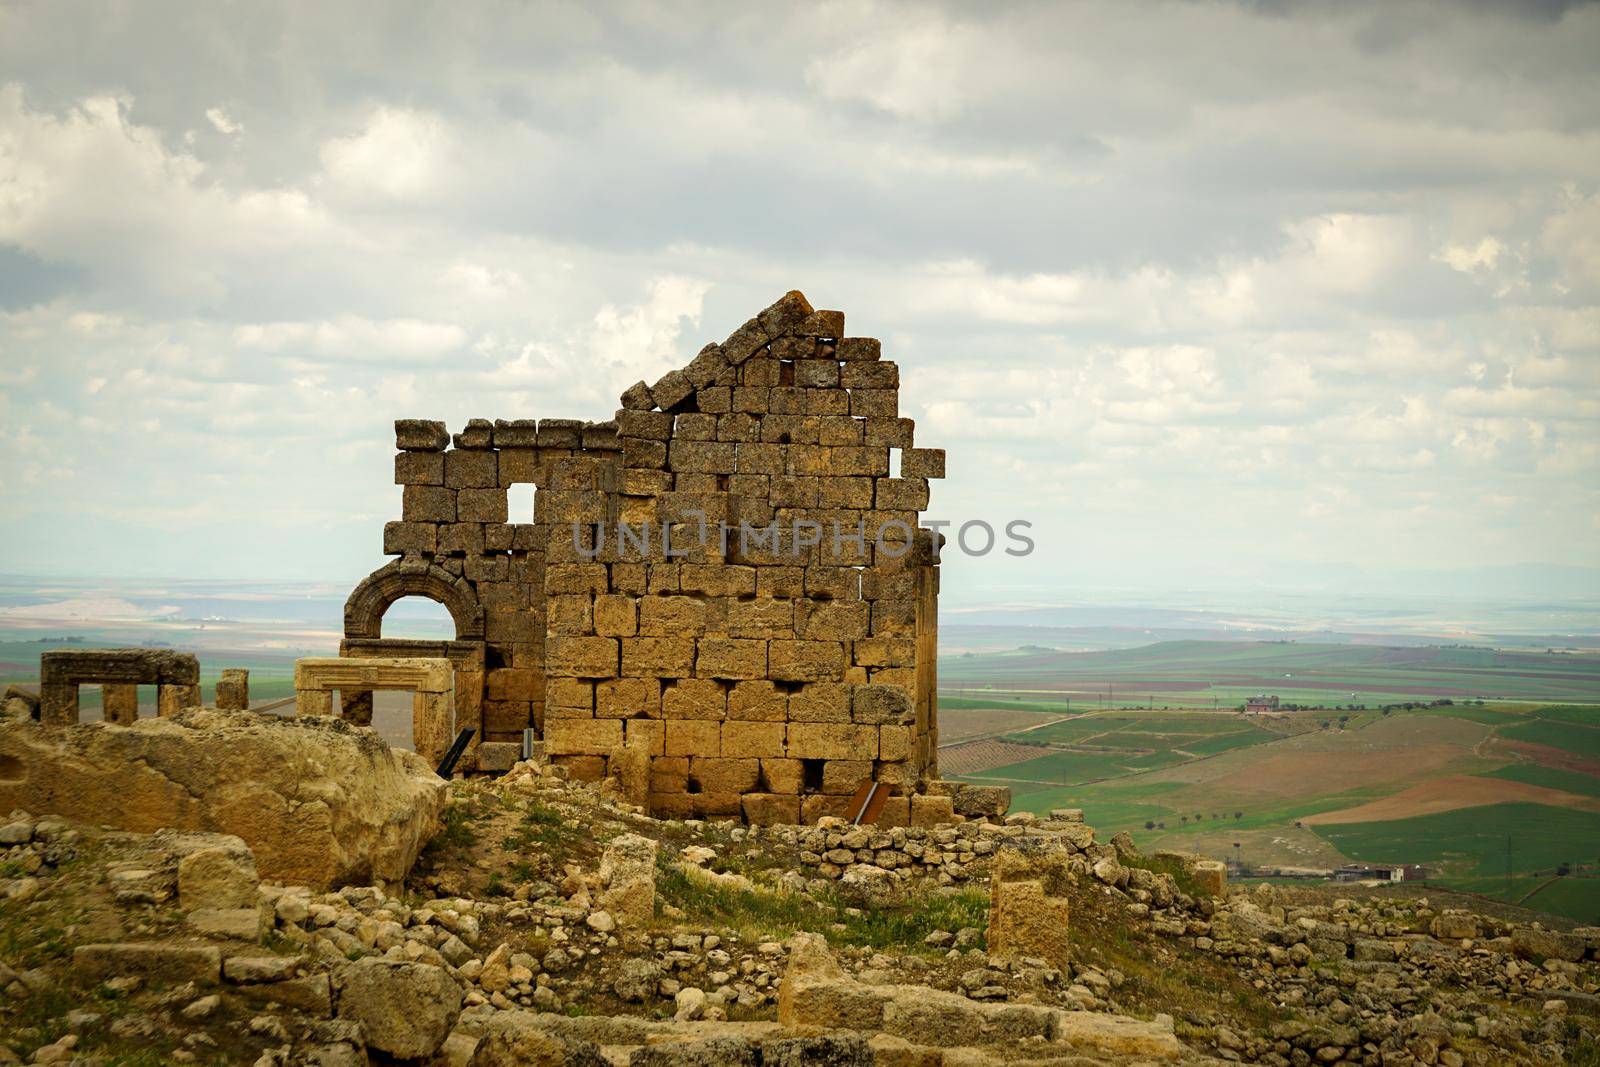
[0,708,445,888]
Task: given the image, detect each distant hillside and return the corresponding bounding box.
[940,639,1600,705]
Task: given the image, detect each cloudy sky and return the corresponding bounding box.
[1,0,1597,609]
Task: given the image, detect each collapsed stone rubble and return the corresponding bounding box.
[2,737,1594,1065]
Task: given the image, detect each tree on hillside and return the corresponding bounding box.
[1234,811,1243,820]
[1144,820,1156,830]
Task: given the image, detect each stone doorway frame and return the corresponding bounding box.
[39,649,201,726]
[293,656,454,765]
[338,638,486,767]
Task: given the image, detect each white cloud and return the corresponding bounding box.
[0,1,1596,583]
[204,106,240,135]
[318,106,449,200]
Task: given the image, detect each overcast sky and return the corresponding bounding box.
[1,0,1597,607]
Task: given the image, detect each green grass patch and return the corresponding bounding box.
[1484,762,1600,799]
[1498,718,1600,758]
[655,864,988,952]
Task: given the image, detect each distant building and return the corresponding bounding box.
[1244,695,1279,715]
[1333,863,1429,883]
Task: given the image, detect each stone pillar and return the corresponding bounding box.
[988,841,1072,969]
[102,683,139,725]
[412,691,454,766]
[157,683,201,717]
[38,683,78,726]
[215,669,250,710]
[296,689,334,717]
[340,690,374,726]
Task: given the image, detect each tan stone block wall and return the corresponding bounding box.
[353,294,949,820]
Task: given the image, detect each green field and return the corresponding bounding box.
[1499,714,1600,757]
[1485,763,1600,798]
[1312,803,1600,878]
[954,711,1277,791]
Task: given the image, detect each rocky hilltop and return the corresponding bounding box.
[1,710,1597,1065]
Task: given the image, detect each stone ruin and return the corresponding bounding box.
[38,648,202,725]
[341,291,953,823]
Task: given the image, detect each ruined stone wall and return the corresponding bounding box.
[347,291,944,822]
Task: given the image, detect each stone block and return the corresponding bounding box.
[662,678,726,720]
[75,943,222,984]
[901,448,945,479]
[639,596,707,636]
[860,795,905,829]
[650,369,694,410]
[620,380,654,410]
[395,419,449,451]
[595,677,659,719]
[402,485,455,523]
[852,684,913,725]
[799,600,869,641]
[621,637,696,678]
[695,638,767,680]
[874,477,929,512]
[727,680,786,721]
[394,451,444,485]
[444,449,498,489]
[743,793,801,825]
[949,783,1011,819]
[545,637,618,678]
[726,598,794,638]
[616,409,675,440]
[537,418,584,448]
[769,641,845,682]
[624,718,665,755]
[622,438,667,469]
[214,671,248,713]
[761,757,803,794]
[490,418,538,448]
[545,678,595,716]
[384,521,437,556]
[101,682,138,724]
[486,668,542,702]
[453,418,494,449]
[821,759,873,795]
[189,906,265,941]
[474,742,522,773]
[722,720,786,758]
[158,683,201,717]
[788,682,851,722]
[689,756,760,794]
[436,522,484,555]
[650,755,689,792]
[910,794,954,828]
[841,360,898,389]
[797,309,844,337]
[553,754,608,782]
[878,725,915,763]
[664,720,720,757]
[993,887,1074,961]
[788,723,876,761]
[837,338,880,361]
[544,718,623,756]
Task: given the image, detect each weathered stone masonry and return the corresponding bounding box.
[344,291,945,822]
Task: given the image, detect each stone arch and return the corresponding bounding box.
[344,561,484,641]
